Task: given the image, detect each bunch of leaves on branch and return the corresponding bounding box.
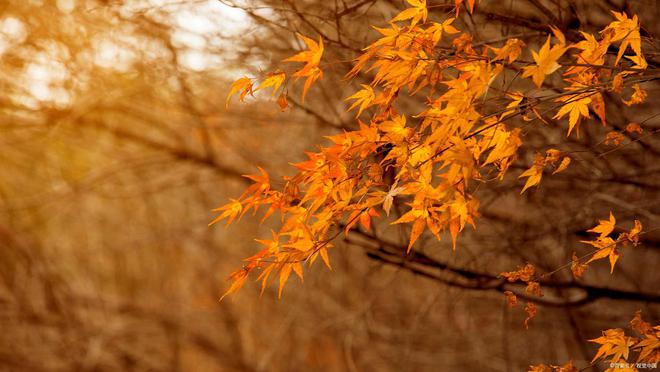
[217,0,657,368]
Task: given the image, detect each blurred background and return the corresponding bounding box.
[0,0,658,371]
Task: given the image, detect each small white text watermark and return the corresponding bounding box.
[609,362,657,369]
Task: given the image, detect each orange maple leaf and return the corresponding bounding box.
[455,0,477,16]
[210,199,243,226]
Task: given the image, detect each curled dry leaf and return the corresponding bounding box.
[501,263,535,282]
[630,310,652,335]
[277,91,289,111]
[623,84,647,106]
[552,157,571,175]
[570,252,588,278]
[525,281,543,297]
[504,290,518,307]
[604,131,625,146]
[625,122,643,134]
[524,302,537,329]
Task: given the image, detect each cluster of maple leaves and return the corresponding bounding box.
[530,311,659,371]
[500,213,642,331]
[218,0,655,368]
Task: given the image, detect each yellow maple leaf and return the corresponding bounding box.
[588,211,616,238]
[278,263,293,298]
[584,237,619,273]
[565,32,609,76]
[635,332,660,362]
[482,126,522,179]
[553,95,591,136]
[626,54,647,70]
[519,153,545,194]
[284,34,324,102]
[380,114,411,144]
[346,84,376,117]
[226,77,253,107]
[301,67,323,103]
[590,328,636,363]
[319,248,332,270]
[499,92,525,120]
[392,207,428,252]
[602,11,642,65]
[220,269,249,301]
[284,34,323,76]
[255,71,286,96]
[392,0,427,28]
[489,38,525,63]
[522,27,568,87]
[408,218,426,252]
[210,199,243,226]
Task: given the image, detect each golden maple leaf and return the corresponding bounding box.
[602,11,643,65]
[584,237,619,273]
[255,71,286,96]
[553,95,591,136]
[284,34,324,102]
[489,38,525,63]
[590,328,636,363]
[392,0,427,28]
[346,84,376,117]
[588,212,616,238]
[522,27,568,87]
[519,153,545,194]
[226,77,253,107]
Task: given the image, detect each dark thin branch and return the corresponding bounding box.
[345,230,660,307]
